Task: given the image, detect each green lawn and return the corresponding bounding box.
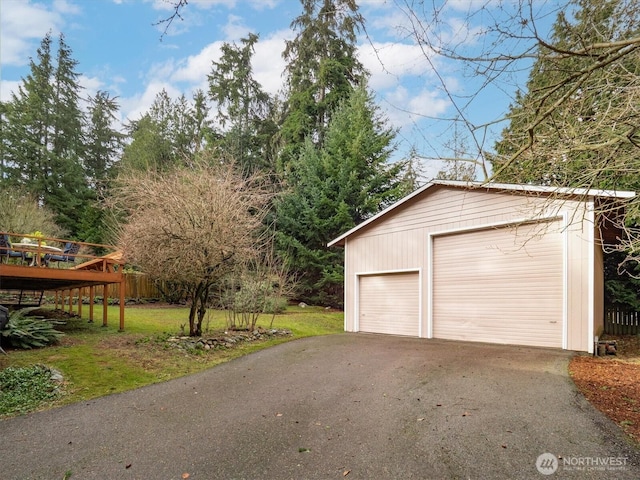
[0,304,343,415]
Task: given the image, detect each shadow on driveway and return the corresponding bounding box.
[2,334,639,479]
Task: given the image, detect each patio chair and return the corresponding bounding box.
[0,234,25,264]
[43,242,81,267]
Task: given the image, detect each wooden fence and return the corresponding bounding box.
[91,273,163,300]
[604,307,640,335]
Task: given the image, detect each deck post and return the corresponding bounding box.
[68,289,73,314]
[77,288,83,317]
[119,277,125,331]
[54,290,59,311]
[89,286,95,323]
[102,284,108,326]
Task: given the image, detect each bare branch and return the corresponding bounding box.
[153,0,188,40]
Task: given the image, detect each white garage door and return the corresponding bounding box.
[432,221,564,348]
[358,272,419,336]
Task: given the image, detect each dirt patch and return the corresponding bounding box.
[570,335,640,444]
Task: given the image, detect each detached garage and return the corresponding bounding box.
[328,181,635,353]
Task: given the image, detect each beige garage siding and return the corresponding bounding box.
[432,221,564,348]
[358,272,419,336]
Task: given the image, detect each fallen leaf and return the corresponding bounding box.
[182,473,190,479]
[276,413,283,417]
[417,418,425,422]
[436,404,442,407]
[315,421,322,426]
[462,412,470,417]
[299,447,310,453]
[343,470,351,476]
[125,464,132,469]
[501,445,507,449]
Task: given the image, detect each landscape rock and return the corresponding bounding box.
[164,328,292,353]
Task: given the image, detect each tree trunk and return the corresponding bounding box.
[188,301,199,336]
[196,283,210,335]
[188,282,205,336]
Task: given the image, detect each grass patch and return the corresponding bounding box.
[0,304,343,415]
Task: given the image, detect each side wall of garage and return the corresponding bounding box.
[342,186,597,352]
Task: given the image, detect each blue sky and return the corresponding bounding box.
[0,0,561,178]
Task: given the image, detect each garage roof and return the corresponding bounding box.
[328,180,636,247]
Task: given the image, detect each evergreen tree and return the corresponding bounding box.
[80,90,124,244]
[279,0,366,171]
[492,0,640,191]
[275,86,409,306]
[1,32,90,236]
[85,91,124,193]
[121,90,211,172]
[208,34,277,175]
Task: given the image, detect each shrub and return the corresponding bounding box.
[0,308,65,349]
[263,295,288,315]
[0,365,61,416]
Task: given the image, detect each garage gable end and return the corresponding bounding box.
[333,182,635,352]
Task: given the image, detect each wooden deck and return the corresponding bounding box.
[0,232,126,329]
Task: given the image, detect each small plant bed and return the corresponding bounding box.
[570,335,640,444]
[0,364,64,417]
[162,328,293,353]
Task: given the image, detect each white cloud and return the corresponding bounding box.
[52,0,81,15]
[358,41,435,90]
[0,80,21,102]
[170,42,223,87]
[406,88,450,120]
[149,0,236,10]
[252,31,290,95]
[445,0,499,12]
[79,75,104,98]
[247,0,279,9]
[119,81,182,122]
[0,0,66,66]
[222,14,251,41]
[382,85,450,130]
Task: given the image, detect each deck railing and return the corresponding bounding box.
[0,231,120,267]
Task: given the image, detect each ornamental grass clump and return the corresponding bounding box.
[0,308,65,350]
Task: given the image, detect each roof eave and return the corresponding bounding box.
[327,180,636,248]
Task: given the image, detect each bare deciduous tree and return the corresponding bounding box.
[113,159,273,336]
[0,189,67,238]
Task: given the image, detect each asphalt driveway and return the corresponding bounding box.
[1,334,639,479]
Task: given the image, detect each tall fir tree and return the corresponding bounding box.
[208,33,277,175]
[275,86,410,306]
[79,90,125,244]
[1,32,90,236]
[279,0,366,171]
